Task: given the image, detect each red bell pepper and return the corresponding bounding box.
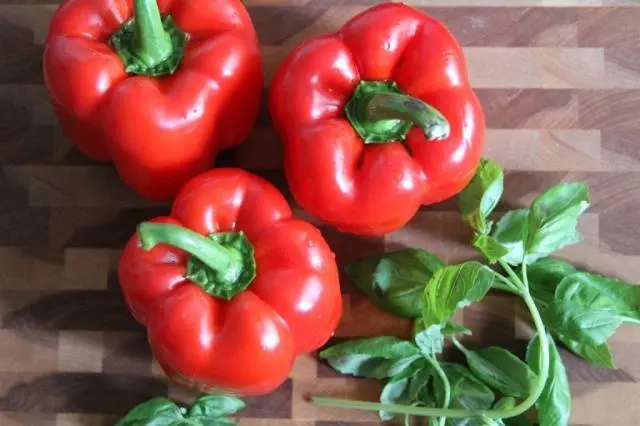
[118,168,342,395]
[269,3,485,236]
[43,0,262,201]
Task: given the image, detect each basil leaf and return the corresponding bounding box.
[379,377,410,420]
[319,337,420,379]
[116,397,184,426]
[526,258,576,309]
[323,355,397,379]
[504,416,534,426]
[423,262,495,326]
[435,363,495,411]
[415,324,445,357]
[526,262,620,369]
[443,321,472,336]
[546,271,640,346]
[491,209,530,266]
[472,234,509,264]
[408,365,434,403]
[461,347,537,397]
[345,249,444,318]
[483,419,506,426]
[448,417,494,426]
[434,363,496,426]
[320,336,420,360]
[525,182,590,263]
[188,395,245,419]
[555,273,640,324]
[388,356,426,382]
[554,332,615,369]
[526,335,571,426]
[202,418,236,426]
[459,158,504,234]
[414,319,471,338]
[547,299,623,346]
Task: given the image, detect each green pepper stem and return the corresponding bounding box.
[345,81,451,144]
[138,222,238,275]
[364,92,451,141]
[132,0,173,66]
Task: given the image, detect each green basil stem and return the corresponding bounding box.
[493,273,520,294]
[426,356,451,426]
[500,259,524,288]
[138,222,241,276]
[133,0,173,66]
[312,262,551,421]
[451,336,466,353]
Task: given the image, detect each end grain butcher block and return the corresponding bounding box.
[1,0,639,425]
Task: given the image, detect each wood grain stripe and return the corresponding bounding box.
[0,412,55,426]
[56,413,118,426]
[572,383,640,425]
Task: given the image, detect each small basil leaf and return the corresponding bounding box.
[554,332,615,369]
[459,158,504,234]
[461,347,537,397]
[379,377,410,420]
[322,355,396,379]
[345,249,445,318]
[525,182,590,263]
[491,209,530,266]
[408,365,434,403]
[555,273,640,324]
[415,324,445,357]
[424,262,495,326]
[388,356,425,382]
[443,322,473,337]
[504,416,534,426]
[319,337,420,379]
[526,335,571,426]
[435,363,495,411]
[447,417,492,426]
[320,337,420,360]
[472,234,509,264]
[493,398,532,426]
[493,397,516,410]
[188,395,245,418]
[525,258,576,309]
[116,397,184,426]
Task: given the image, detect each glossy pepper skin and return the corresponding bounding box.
[43,0,262,201]
[118,168,342,396]
[269,3,485,236]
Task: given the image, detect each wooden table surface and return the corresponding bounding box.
[1,0,640,425]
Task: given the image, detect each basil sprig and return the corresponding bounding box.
[117,395,245,426]
[314,159,639,426]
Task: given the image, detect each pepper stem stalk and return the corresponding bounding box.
[345,80,451,144]
[365,92,451,141]
[110,0,187,77]
[138,222,257,300]
[132,0,173,67]
[139,223,237,273]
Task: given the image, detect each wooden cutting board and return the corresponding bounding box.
[0,0,639,424]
